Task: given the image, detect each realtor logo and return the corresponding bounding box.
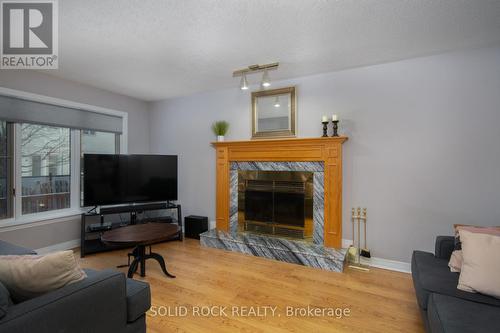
[1,0,58,69]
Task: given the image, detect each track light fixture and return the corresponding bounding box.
[233,62,279,90]
[261,69,271,88]
[240,74,249,90]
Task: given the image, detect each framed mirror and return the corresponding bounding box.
[251,86,296,139]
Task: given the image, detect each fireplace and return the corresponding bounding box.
[238,170,313,240]
[202,138,348,272]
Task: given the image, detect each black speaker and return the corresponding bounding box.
[185,215,208,239]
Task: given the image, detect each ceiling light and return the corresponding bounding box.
[261,69,271,88]
[240,74,249,90]
[232,62,279,91]
[274,96,280,108]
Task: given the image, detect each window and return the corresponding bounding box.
[80,130,120,206]
[0,94,125,224]
[21,124,71,215]
[0,121,13,219]
[81,131,119,155]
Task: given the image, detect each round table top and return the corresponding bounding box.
[101,223,180,246]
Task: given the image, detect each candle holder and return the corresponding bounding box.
[331,120,339,137]
[322,121,329,137]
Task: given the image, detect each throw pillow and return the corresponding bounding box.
[448,250,463,272]
[0,251,87,303]
[457,229,500,298]
[453,224,500,250]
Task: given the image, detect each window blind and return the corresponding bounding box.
[0,94,123,133]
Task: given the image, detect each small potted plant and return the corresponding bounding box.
[211,121,229,142]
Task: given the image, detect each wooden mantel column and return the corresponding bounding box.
[212,137,348,248]
[215,145,230,231]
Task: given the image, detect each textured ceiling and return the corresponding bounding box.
[43,0,500,101]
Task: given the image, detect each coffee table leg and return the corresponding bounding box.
[145,252,176,278]
[127,245,175,279]
[128,256,140,278]
[139,246,146,277]
[127,246,142,278]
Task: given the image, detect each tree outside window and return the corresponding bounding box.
[21,124,71,214]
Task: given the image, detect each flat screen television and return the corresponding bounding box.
[83,154,178,207]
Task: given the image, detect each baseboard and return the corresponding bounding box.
[35,239,80,255]
[342,238,411,273]
[359,257,411,273]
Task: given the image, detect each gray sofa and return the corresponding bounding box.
[412,236,500,333]
[0,239,150,333]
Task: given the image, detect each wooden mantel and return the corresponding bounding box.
[212,137,348,248]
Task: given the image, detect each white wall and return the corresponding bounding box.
[149,46,500,263]
[0,71,150,249]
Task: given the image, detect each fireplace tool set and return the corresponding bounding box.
[348,207,370,271]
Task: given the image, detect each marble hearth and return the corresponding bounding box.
[202,138,348,272]
[200,229,346,272]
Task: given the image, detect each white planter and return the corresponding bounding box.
[217,135,225,142]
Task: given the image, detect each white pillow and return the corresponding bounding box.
[0,251,86,302]
[457,229,500,298]
[448,250,463,272]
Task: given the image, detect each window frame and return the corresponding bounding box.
[0,122,14,220]
[80,130,121,156]
[0,88,127,229]
[12,124,78,221]
[79,130,121,207]
[0,126,122,227]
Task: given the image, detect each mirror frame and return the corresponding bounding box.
[251,86,296,139]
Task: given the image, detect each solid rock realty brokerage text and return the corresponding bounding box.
[148,305,352,319]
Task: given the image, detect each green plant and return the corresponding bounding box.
[211,121,229,136]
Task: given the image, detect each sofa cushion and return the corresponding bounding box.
[411,251,500,310]
[427,293,500,333]
[0,268,129,333]
[83,269,150,322]
[0,240,36,256]
[435,236,455,260]
[126,278,151,322]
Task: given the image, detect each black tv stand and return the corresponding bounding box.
[80,202,182,257]
[130,211,138,225]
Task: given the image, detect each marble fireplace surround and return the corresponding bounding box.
[201,137,348,272]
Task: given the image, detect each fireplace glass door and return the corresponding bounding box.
[274,192,305,226]
[238,170,313,240]
[244,190,273,222]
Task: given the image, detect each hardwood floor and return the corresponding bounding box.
[79,239,423,333]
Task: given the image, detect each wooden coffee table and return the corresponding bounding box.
[101,223,179,278]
